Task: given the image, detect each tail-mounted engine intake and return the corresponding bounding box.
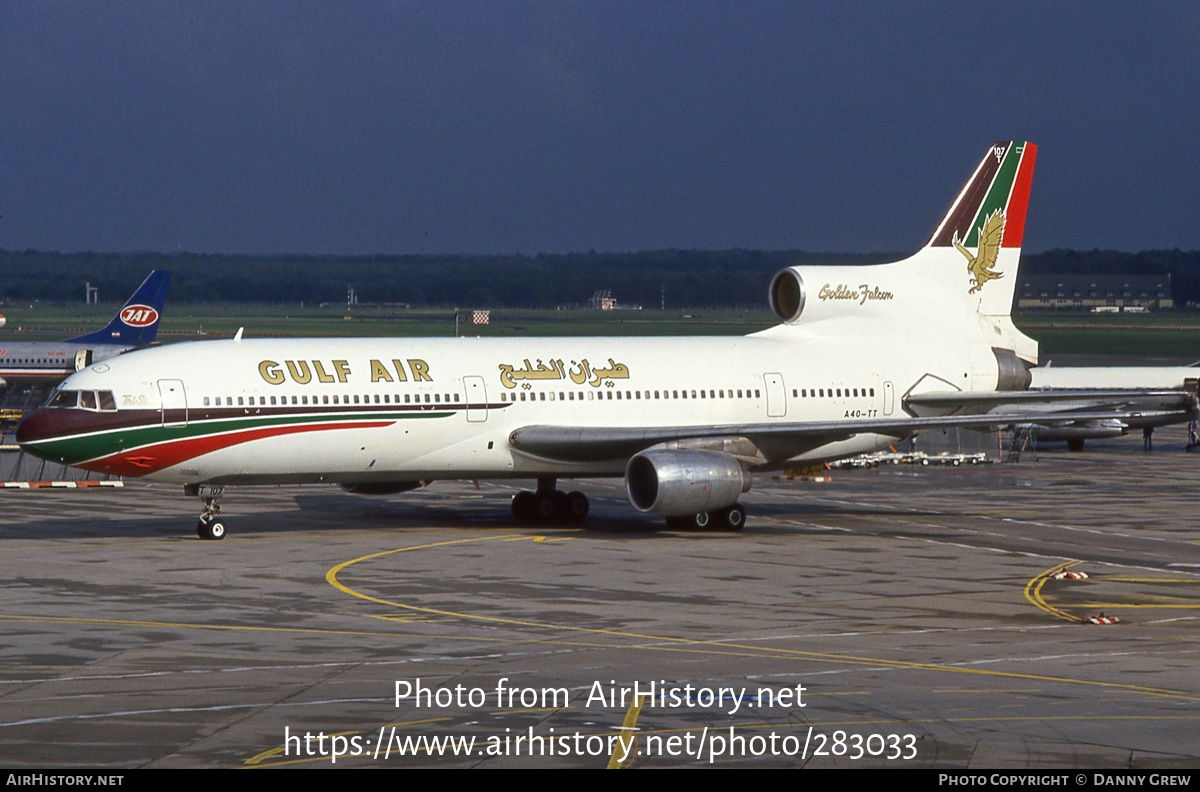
[769,268,807,323]
[768,264,900,324]
[625,450,749,516]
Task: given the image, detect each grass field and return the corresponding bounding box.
[1013,314,1200,357]
[3,302,1200,357]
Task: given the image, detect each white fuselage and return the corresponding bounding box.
[52,310,1002,486]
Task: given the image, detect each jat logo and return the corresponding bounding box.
[120,305,159,327]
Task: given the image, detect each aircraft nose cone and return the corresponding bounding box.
[16,408,57,446]
[16,408,84,463]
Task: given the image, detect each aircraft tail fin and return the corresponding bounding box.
[925,141,1037,317]
[66,270,171,347]
[762,140,1039,361]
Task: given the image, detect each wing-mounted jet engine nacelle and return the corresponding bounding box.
[625,449,749,516]
[768,266,898,324]
[339,481,425,496]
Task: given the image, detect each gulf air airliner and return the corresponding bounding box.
[17,143,1193,539]
[0,270,171,388]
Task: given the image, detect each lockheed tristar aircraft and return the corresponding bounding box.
[16,143,1197,539]
[0,270,171,388]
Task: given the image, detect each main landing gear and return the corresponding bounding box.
[665,503,746,532]
[511,478,589,525]
[185,484,227,540]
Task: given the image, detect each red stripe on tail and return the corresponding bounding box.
[1001,143,1037,248]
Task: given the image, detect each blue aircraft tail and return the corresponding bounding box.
[66,270,171,347]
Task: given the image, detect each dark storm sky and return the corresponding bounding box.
[3,1,1198,255]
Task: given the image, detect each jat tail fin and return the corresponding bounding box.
[926,141,1037,316]
[66,270,171,347]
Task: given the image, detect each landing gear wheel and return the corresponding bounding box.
[513,481,590,526]
[565,491,589,523]
[196,516,226,541]
[512,491,538,523]
[718,503,746,532]
[664,513,713,530]
[534,492,564,522]
[530,492,556,522]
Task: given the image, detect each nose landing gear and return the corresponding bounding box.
[185,484,228,540]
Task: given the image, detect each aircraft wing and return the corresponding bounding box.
[508,407,1193,463]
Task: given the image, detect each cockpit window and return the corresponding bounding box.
[44,389,117,412]
[48,390,79,408]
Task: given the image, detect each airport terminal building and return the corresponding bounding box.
[1018,274,1173,311]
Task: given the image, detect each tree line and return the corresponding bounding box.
[3,247,1200,309]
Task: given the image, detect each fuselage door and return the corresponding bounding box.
[464,376,487,423]
[158,379,188,426]
[764,372,786,417]
[883,381,894,416]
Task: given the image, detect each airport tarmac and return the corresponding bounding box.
[2,430,1199,768]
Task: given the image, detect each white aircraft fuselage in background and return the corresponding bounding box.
[27,141,1181,539]
[0,271,171,388]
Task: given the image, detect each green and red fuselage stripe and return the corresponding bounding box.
[17,406,462,477]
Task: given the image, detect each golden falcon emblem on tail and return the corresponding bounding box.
[953,208,1006,294]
